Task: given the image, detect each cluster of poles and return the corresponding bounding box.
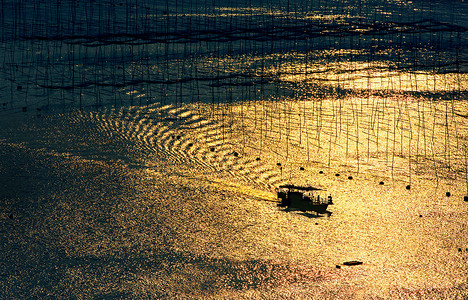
[0,0,466,192]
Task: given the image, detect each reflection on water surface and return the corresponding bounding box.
[1,99,467,298]
[0,0,467,298]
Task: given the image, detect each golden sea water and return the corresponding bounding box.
[0,0,467,298]
[1,95,467,298]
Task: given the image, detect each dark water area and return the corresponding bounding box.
[1,0,468,298]
[0,0,466,114]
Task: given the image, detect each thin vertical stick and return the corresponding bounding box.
[465,144,468,194]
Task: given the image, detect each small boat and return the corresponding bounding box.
[277,184,333,215]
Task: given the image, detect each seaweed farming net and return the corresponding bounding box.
[0,0,466,107]
[0,0,467,186]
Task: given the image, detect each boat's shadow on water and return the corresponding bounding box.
[298,213,332,219]
[285,210,333,219]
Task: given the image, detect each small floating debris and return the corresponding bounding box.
[406,185,411,190]
[176,135,181,140]
[348,176,353,180]
[343,261,363,266]
[8,214,13,219]
[233,152,239,157]
[464,196,468,202]
[22,106,27,112]
[336,265,341,269]
[210,147,215,152]
[256,157,260,161]
[188,143,193,147]
[379,181,384,185]
[446,192,451,197]
[300,167,305,170]
[276,162,281,166]
[419,214,423,217]
[335,173,340,177]
[319,170,324,174]
[17,85,22,90]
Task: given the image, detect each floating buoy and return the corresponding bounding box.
[446,192,451,197]
[343,261,363,266]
